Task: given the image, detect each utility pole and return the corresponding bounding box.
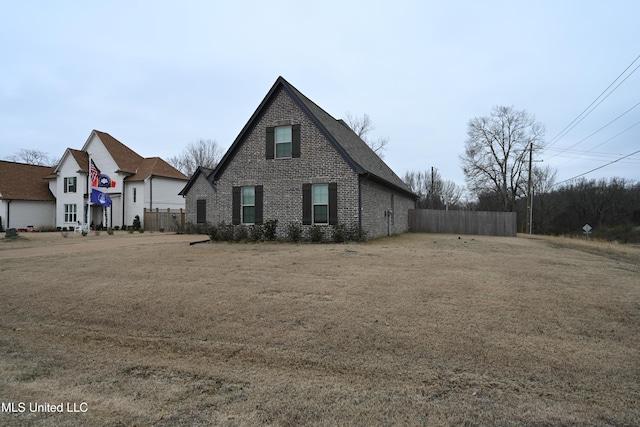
[430,166,435,209]
[526,143,533,234]
[526,144,543,234]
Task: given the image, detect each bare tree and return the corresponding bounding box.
[403,169,464,209]
[344,112,389,157]
[460,106,545,211]
[441,179,464,208]
[7,149,57,166]
[168,139,222,176]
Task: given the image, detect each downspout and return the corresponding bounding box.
[358,174,366,234]
[122,180,126,227]
[6,199,11,229]
[149,175,154,210]
[149,175,155,230]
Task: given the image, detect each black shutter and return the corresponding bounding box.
[266,127,274,160]
[302,183,312,225]
[255,185,263,225]
[292,124,301,158]
[64,178,68,193]
[232,186,241,225]
[329,182,338,225]
[196,199,206,223]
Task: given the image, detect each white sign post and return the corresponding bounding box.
[583,224,592,240]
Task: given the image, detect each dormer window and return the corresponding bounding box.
[266,124,301,159]
[275,126,292,158]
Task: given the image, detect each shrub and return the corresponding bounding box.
[61,231,69,238]
[346,224,368,242]
[308,225,324,243]
[132,215,141,231]
[233,224,248,242]
[248,224,264,242]
[331,224,346,243]
[264,219,278,241]
[107,229,114,235]
[138,228,145,233]
[113,226,120,231]
[216,222,234,242]
[207,223,218,241]
[0,215,3,232]
[287,222,302,242]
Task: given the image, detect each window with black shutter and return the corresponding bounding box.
[303,183,337,225]
[233,185,263,224]
[267,124,300,159]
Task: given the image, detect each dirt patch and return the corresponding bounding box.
[0,232,638,425]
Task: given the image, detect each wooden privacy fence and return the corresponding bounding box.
[409,209,517,237]
[143,208,185,232]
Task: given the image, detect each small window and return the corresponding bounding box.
[64,177,76,193]
[64,204,77,223]
[312,184,328,224]
[275,126,292,158]
[196,199,206,224]
[133,187,137,203]
[242,187,255,224]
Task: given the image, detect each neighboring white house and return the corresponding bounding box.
[0,160,55,230]
[47,130,188,229]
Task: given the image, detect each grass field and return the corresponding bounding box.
[0,231,638,426]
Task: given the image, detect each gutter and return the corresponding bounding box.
[149,175,155,210]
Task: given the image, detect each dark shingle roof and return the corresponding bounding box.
[212,77,415,197]
[178,166,214,196]
[0,160,55,201]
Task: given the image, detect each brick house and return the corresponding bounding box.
[179,77,416,239]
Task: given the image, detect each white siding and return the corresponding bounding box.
[4,200,55,229]
[124,182,145,227]
[146,177,186,210]
[55,152,86,228]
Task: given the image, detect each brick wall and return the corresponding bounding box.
[186,87,415,240]
[213,88,360,238]
[360,178,415,238]
[183,172,216,226]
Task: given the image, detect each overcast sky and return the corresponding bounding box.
[2,0,639,191]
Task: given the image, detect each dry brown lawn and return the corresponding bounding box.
[0,231,638,426]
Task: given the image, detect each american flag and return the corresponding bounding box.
[90,160,100,187]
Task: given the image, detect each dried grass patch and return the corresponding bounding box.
[0,232,638,425]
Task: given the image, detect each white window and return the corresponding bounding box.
[275,126,292,158]
[312,184,328,224]
[242,187,255,224]
[64,204,77,223]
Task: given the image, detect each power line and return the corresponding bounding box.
[546,54,640,149]
[545,102,640,161]
[553,148,640,187]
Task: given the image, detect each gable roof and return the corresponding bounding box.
[178,166,215,196]
[0,160,55,201]
[211,77,416,198]
[127,157,189,182]
[80,130,145,174]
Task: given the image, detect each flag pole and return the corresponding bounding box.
[87,153,91,232]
